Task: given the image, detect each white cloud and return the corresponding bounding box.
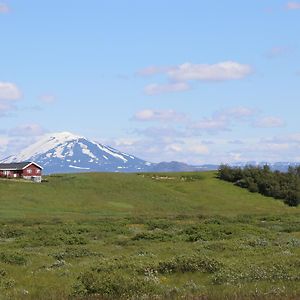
[188,143,210,155]
[0,3,9,13]
[164,143,183,153]
[263,133,300,144]
[133,109,186,122]
[228,152,243,162]
[139,61,252,95]
[0,82,22,100]
[0,136,8,152]
[167,61,252,82]
[254,116,285,128]
[189,118,228,132]
[0,82,22,115]
[188,106,256,134]
[286,2,300,10]
[144,82,190,95]
[109,135,210,164]
[9,124,47,137]
[217,106,256,119]
[163,141,209,156]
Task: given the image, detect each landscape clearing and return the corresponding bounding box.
[0,172,299,299]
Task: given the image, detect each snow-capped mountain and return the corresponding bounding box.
[2,131,297,174]
[1,132,152,174]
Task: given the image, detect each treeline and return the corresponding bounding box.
[218,165,300,207]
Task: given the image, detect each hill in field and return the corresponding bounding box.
[0,171,297,220]
[0,171,299,299]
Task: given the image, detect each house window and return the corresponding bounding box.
[27,169,32,174]
[36,169,40,174]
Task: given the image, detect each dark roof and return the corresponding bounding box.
[0,162,43,170]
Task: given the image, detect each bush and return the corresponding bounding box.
[0,252,27,265]
[51,247,100,260]
[218,165,300,207]
[150,254,222,274]
[132,230,174,241]
[74,271,161,298]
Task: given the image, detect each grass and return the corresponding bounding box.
[0,171,299,299]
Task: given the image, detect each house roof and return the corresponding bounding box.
[0,162,43,170]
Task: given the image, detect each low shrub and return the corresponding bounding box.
[73,271,161,298]
[0,252,27,265]
[132,230,174,242]
[213,263,300,285]
[180,174,203,182]
[51,247,101,260]
[145,254,222,275]
[0,227,24,239]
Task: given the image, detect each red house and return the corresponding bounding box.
[0,162,43,183]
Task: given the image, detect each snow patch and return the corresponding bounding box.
[93,141,128,162]
[69,165,90,170]
[79,142,97,159]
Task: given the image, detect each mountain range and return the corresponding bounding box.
[0,132,298,174]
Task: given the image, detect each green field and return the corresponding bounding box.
[0,172,299,299]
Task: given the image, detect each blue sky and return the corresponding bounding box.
[0,0,299,164]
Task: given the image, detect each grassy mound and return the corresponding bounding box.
[0,172,299,299]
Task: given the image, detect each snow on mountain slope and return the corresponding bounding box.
[1,132,152,174]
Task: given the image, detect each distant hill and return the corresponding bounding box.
[149,161,195,172]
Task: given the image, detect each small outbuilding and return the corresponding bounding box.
[0,162,43,183]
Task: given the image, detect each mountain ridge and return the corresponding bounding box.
[1,131,299,174]
[1,132,152,174]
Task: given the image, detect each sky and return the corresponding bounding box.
[0,0,299,164]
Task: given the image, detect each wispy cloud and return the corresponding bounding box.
[217,106,256,120]
[167,61,252,82]
[138,61,253,95]
[132,106,283,136]
[133,109,187,122]
[0,3,9,13]
[108,135,210,164]
[0,82,22,116]
[286,2,300,10]
[254,116,285,128]
[188,106,257,134]
[0,82,22,100]
[9,124,47,137]
[144,82,190,95]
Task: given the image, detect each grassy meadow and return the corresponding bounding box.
[0,172,299,299]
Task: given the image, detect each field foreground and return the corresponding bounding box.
[0,172,299,299]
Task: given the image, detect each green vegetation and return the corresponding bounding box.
[0,172,299,299]
[218,165,300,206]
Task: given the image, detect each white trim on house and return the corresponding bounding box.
[22,162,44,170]
[0,162,43,171]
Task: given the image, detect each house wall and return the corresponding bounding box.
[0,170,22,178]
[22,165,42,177]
